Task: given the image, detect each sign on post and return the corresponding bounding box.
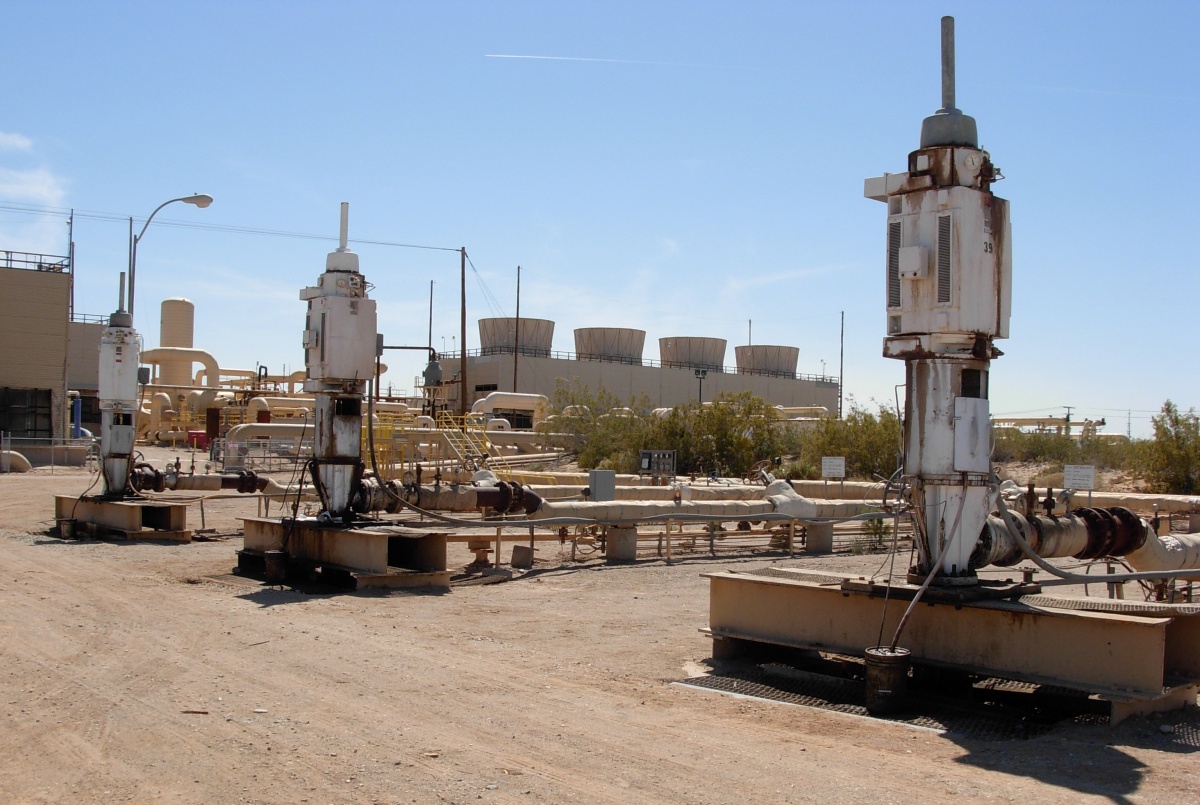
[821,457,846,479]
[1063,465,1095,491]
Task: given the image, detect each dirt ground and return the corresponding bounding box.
[2,457,1198,804]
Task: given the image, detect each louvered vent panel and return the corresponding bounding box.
[887,221,902,308]
[937,214,952,304]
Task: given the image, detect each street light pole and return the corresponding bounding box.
[695,368,707,404]
[127,193,213,318]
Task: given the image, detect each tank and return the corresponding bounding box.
[478,317,554,357]
[574,327,645,365]
[735,345,799,378]
[159,298,195,386]
[659,337,726,372]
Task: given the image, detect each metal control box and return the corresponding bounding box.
[98,327,141,406]
[884,185,1011,339]
[588,469,617,502]
[303,294,377,382]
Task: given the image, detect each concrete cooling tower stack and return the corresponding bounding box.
[574,327,645,365]
[659,336,726,372]
[735,345,799,378]
[478,317,555,357]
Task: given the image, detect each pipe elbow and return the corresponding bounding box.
[1125,531,1200,573]
[1,450,32,472]
[522,487,545,515]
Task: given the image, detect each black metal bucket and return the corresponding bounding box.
[864,646,911,714]
[263,550,288,584]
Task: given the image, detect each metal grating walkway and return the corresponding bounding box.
[676,662,1100,741]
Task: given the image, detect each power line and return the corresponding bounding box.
[0,201,460,253]
[464,252,509,320]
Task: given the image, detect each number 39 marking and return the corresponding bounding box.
[983,241,994,254]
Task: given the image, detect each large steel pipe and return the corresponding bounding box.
[974,506,1158,569]
[1124,531,1200,573]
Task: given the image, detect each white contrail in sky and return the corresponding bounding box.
[485,54,694,66]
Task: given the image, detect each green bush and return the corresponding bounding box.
[535,382,654,474]
[538,385,1181,490]
[992,430,1076,464]
[992,428,1140,470]
[537,382,794,477]
[651,390,788,477]
[1138,401,1200,494]
[791,399,901,480]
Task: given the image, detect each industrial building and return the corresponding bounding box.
[435,317,840,422]
[0,249,114,441]
[0,251,76,439]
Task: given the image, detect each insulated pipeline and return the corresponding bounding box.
[992,477,1200,584]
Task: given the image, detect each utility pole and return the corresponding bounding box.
[460,247,467,423]
[838,310,844,419]
[514,266,521,394]
[67,210,75,317]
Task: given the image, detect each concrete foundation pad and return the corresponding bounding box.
[606,525,638,563]
[55,495,192,542]
[804,522,834,552]
[350,568,452,590]
[240,517,449,592]
[706,568,1200,724]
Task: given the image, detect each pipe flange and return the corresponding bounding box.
[1072,507,1103,559]
[507,482,525,515]
[1073,506,1118,560]
[1109,506,1147,555]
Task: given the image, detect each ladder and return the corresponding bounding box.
[435,412,514,475]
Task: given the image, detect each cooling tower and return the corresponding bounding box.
[735,345,799,378]
[478,317,554,357]
[659,337,726,372]
[574,327,645,364]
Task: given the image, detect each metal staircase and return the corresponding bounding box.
[435,412,513,474]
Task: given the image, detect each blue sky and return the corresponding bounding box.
[2,1,1196,438]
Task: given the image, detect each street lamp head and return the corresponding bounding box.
[128,193,214,319]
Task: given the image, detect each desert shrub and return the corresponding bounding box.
[992,426,1141,471]
[782,460,819,481]
[852,517,891,554]
[671,391,787,477]
[1138,401,1200,494]
[538,383,792,477]
[1076,435,1140,469]
[992,430,1076,464]
[536,381,653,474]
[792,399,901,480]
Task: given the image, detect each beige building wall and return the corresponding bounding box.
[67,322,105,392]
[439,353,839,413]
[0,266,71,437]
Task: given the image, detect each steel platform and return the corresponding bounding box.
[54,495,192,542]
[239,516,450,591]
[705,567,1200,724]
